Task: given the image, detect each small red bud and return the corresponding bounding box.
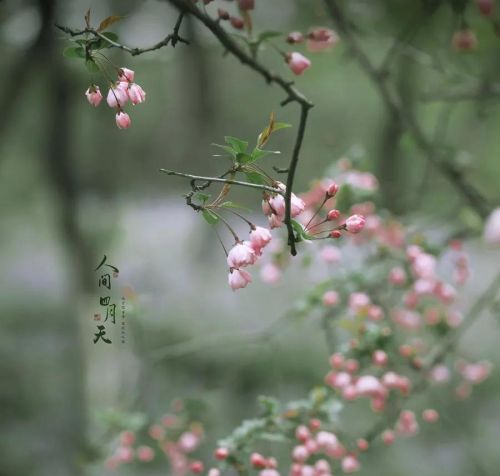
[230,16,245,30]
[452,29,478,51]
[327,209,340,221]
[330,230,342,239]
[326,182,339,197]
[214,448,229,460]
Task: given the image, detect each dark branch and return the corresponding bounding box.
[55,12,189,56]
[166,0,313,255]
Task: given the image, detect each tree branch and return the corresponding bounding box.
[160,168,284,195]
[55,12,189,55]
[165,0,313,255]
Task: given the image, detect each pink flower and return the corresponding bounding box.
[389,266,406,285]
[250,452,267,469]
[484,208,500,244]
[322,290,339,307]
[292,445,309,462]
[178,431,199,453]
[382,430,395,445]
[137,446,155,462]
[372,350,388,366]
[214,447,229,460]
[348,292,370,312]
[148,424,164,440]
[269,194,286,218]
[107,85,129,108]
[128,83,146,105]
[341,455,360,473]
[320,245,341,263]
[116,446,134,462]
[291,193,306,217]
[260,263,281,284]
[118,67,135,82]
[287,52,311,76]
[250,226,272,250]
[412,253,436,279]
[120,430,135,446]
[268,213,283,229]
[422,409,439,423]
[452,29,477,51]
[228,268,252,290]
[345,214,366,233]
[116,112,131,129]
[477,0,494,15]
[326,182,339,197]
[355,375,386,399]
[208,469,221,476]
[227,242,256,268]
[295,425,310,442]
[85,85,103,106]
[307,27,339,52]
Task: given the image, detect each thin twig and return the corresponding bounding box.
[55,12,188,56]
[160,168,284,195]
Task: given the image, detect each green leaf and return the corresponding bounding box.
[237,153,254,165]
[63,46,85,59]
[193,192,211,203]
[245,171,266,185]
[257,30,283,42]
[202,209,219,225]
[212,143,238,159]
[85,59,100,73]
[273,122,292,131]
[251,147,281,162]
[220,201,251,211]
[225,136,248,154]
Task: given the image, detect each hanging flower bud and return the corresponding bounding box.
[286,52,312,76]
[85,85,103,107]
[118,67,135,82]
[230,16,245,29]
[115,111,131,129]
[287,31,305,44]
[128,83,146,105]
[107,85,129,108]
[452,29,478,51]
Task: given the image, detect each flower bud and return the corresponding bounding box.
[115,111,131,129]
[327,209,340,221]
[286,52,312,76]
[118,67,135,82]
[345,214,366,233]
[452,29,478,51]
[287,31,304,44]
[128,83,146,105]
[85,85,103,106]
[230,16,245,29]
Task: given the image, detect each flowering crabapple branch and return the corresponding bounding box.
[165,0,314,256]
[322,0,493,219]
[55,11,189,56]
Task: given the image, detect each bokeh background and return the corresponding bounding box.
[1,0,500,475]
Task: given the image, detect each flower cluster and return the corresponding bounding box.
[85,67,146,129]
[105,402,204,475]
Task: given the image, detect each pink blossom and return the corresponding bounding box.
[348,292,370,312]
[422,409,439,423]
[322,290,339,307]
[320,245,341,263]
[120,430,135,446]
[484,208,500,244]
[355,375,386,399]
[115,111,131,129]
[208,469,221,476]
[292,445,309,462]
[345,214,365,233]
[107,85,129,108]
[269,194,286,218]
[372,350,388,366]
[477,0,494,15]
[295,425,311,442]
[291,193,306,217]
[356,439,369,451]
[178,431,199,453]
[314,459,331,474]
[429,365,450,383]
[461,361,491,384]
[118,67,135,82]
[227,242,256,268]
[396,410,418,436]
[250,452,267,469]
[412,253,436,279]
[316,431,338,449]
[326,182,339,197]
[287,52,312,76]
[260,263,281,284]
[307,27,339,52]
[250,226,272,250]
[268,213,283,229]
[128,83,146,104]
[228,268,252,290]
[329,352,344,369]
[137,445,155,462]
[116,446,134,463]
[389,266,406,285]
[214,447,229,460]
[85,85,103,106]
[382,430,395,445]
[148,424,164,440]
[367,305,384,321]
[190,461,204,474]
[341,455,360,473]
